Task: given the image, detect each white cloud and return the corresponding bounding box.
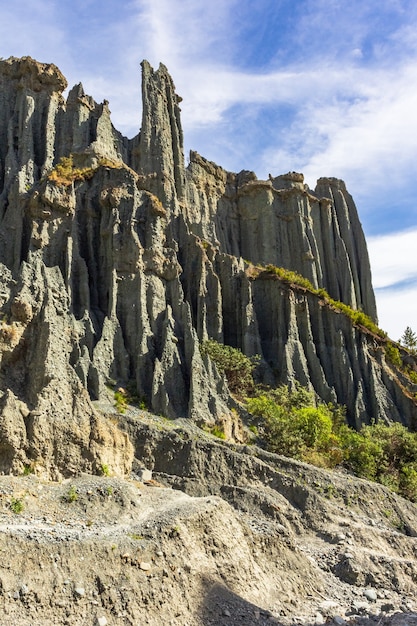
[368,228,417,290]
[367,228,417,338]
[1,0,416,342]
[374,286,417,341]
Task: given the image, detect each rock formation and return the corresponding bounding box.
[0,56,416,478]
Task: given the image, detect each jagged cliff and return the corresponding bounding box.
[0,56,416,478]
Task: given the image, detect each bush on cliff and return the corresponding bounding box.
[200,340,257,397]
[246,388,344,468]
[338,421,417,501]
[202,338,417,502]
[246,386,417,502]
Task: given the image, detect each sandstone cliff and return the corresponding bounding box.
[0,56,416,478]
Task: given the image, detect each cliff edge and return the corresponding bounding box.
[0,56,416,481]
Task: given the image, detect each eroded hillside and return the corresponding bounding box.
[0,54,417,626]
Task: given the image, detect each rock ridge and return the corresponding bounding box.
[0,56,416,478]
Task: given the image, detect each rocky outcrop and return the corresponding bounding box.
[0,56,416,477]
[185,155,377,320]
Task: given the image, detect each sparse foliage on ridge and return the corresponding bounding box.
[246,262,417,391]
[257,263,385,338]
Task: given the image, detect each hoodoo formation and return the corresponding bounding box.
[0,56,416,626]
[0,56,416,477]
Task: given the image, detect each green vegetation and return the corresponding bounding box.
[246,386,344,469]
[114,389,128,414]
[338,422,417,502]
[114,385,143,412]
[63,485,78,503]
[200,340,258,397]
[99,463,110,477]
[399,326,417,354]
[210,424,226,440]
[260,263,385,338]
[245,384,417,502]
[10,497,24,514]
[22,463,34,476]
[114,382,148,414]
[385,342,402,368]
[384,338,417,390]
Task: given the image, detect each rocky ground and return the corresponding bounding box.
[0,408,416,626]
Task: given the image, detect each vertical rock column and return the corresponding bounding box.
[314,177,377,321]
[137,61,186,207]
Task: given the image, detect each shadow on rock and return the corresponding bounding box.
[198,577,284,626]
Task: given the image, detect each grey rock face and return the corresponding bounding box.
[185,156,377,320]
[0,56,415,477]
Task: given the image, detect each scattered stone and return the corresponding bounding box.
[137,469,153,482]
[96,617,108,626]
[139,562,151,571]
[351,601,369,614]
[319,601,339,617]
[364,588,377,602]
[74,587,85,597]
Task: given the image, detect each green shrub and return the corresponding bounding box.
[113,383,147,414]
[99,463,110,477]
[201,340,257,397]
[114,390,128,414]
[337,421,417,501]
[295,406,333,449]
[10,497,24,514]
[385,342,402,368]
[337,425,383,480]
[400,464,417,501]
[63,485,78,503]
[210,425,226,440]
[246,387,343,467]
[245,382,417,502]
[406,368,417,384]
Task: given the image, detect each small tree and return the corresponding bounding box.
[399,326,417,354]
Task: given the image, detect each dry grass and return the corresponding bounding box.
[48,155,122,186]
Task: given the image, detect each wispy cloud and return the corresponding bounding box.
[2,0,417,339]
[368,229,417,290]
[374,286,417,341]
[368,228,417,338]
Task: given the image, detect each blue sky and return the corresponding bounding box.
[1,0,417,340]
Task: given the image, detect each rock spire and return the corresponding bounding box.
[0,56,415,477]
